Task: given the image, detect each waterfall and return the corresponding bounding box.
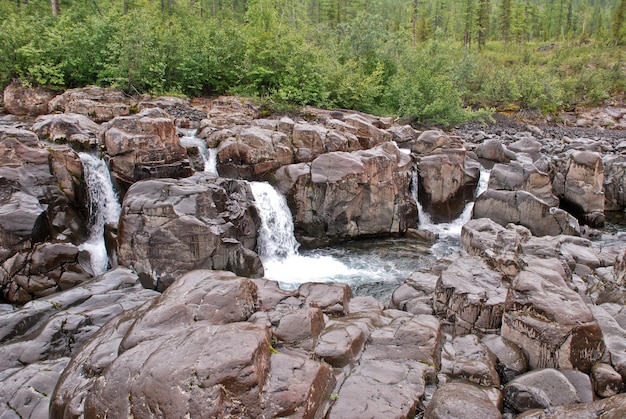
[78,153,122,275]
[249,181,356,289]
[179,129,218,175]
[416,166,491,239]
[249,181,299,260]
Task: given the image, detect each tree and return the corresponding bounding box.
[500,0,512,43]
[412,0,419,46]
[476,0,490,49]
[51,0,59,15]
[613,0,626,45]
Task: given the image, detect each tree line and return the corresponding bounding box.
[1,0,624,126]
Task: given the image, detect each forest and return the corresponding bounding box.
[1,0,625,126]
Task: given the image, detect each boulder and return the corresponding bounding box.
[473,189,580,236]
[31,113,101,150]
[481,335,528,384]
[503,369,580,414]
[489,161,558,207]
[424,381,502,419]
[390,270,439,315]
[501,256,605,373]
[588,305,626,382]
[603,155,626,211]
[217,126,293,179]
[516,393,626,418]
[417,149,479,222]
[557,150,605,227]
[342,113,392,149]
[476,138,516,163]
[48,86,131,122]
[440,334,501,387]
[117,174,263,291]
[411,129,462,155]
[292,122,328,162]
[275,142,417,244]
[591,363,623,398]
[99,107,193,191]
[3,80,57,116]
[138,96,207,127]
[508,137,543,161]
[434,256,507,335]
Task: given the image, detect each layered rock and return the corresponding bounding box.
[417,148,479,222]
[117,173,263,291]
[31,113,101,150]
[48,86,131,122]
[99,107,193,191]
[489,161,558,207]
[473,189,580,236]
[501,256,605,373]
[275,142,417,245]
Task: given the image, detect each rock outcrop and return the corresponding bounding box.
[275,141,417,245]
[48,86,131,122]
[3,80,57,116]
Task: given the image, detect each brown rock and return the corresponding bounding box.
[591,363,623,398]
[3,80,57,116]
[48,86,130,122]
[425,381,502,419]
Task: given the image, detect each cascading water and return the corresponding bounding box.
[78,153,122,275]
[249,181,432,299]
[179,129,218,175]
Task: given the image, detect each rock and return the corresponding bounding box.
[560,369,595,403]
[390,270,439,315]
[461,218,531,277]
[48,86,131,122]
[297,282,351,316]
[424,381,502,419]
[99,107,193,191]
[603,155,626,211]
[588,305,626,382]
[417,149,479,222]
[434,256,507,335]
[314,315,372,367]
[501,256,605,373]
[412,129,462,155]
[440,334,501,387]
[31,113,101,150]
[473,189,580,236]
[476,138,515,163]
[3,80,57,116]
[327,314,441,419]
[272,307,325,349]
[489,161,558,207]
[117,174,263,291]
[120,270,258,349]
[481,335,528,384]
[343,113,391,149]
[275,142,417,244]
[217,126,293,178]
[292,122,329,162]
[261,350,335,419]
[591,363,623,398]
[503,369,580,414]
[508,137,542,161]
[558,150,605,227]
[388,124,420,146]
[515,393,626,418]
[138,96,207,126]
[0,126,39,146]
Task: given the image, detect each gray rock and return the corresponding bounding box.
[481,335,528,384]
[440,334,501,387]
[31,113,101,150]
[3,81,57,116]
[504,369,580,414]
[515,393,626,418]
[425,381,502,419]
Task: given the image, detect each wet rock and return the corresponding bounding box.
[31,113,101,150]
[591,363,623,398]
[440,334,501,387]
[99,107,193,191]
[48,86,131,122]
[3,80,57,116]
[217,126,293,178]
[275,142,417,244]
[473,189,580,236]
[503,369,580,414]
[417,149,479,222]
[434,256,507,335]
[424,381,502,419]
[481,335,528,384]
[502,256,605,373]
[117,174,263,290]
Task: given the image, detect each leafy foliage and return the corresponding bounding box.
[0,0,624,126]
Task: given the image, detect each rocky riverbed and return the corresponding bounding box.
[1,82,626,418]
